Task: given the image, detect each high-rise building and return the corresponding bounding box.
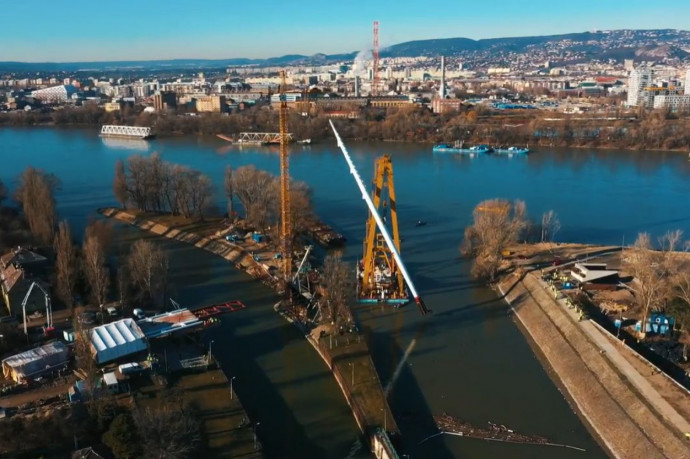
[439,56,446,99]
[153,91,177,112]
[685,69,690,95]
[627,68,653,107]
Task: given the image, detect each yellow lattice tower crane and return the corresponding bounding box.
[359,154,407,304]
[279,70,292,293]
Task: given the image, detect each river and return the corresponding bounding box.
[2,127,690,458]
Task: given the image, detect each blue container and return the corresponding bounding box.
[252,233,264,243]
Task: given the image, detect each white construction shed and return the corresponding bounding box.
[90,318,147,364]
[2,341,69,383]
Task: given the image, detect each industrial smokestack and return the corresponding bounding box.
[440,56,446,99]
[355,76,361,97]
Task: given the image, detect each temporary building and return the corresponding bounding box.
[90,318,147,364]
[2,341,69,383]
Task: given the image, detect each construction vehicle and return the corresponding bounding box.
[21,281,52,335]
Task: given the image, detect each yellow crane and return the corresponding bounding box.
[279,70,292,292]
[359,155,407,304]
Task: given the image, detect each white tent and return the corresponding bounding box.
[90,318,147,364]
[2,341,69,383]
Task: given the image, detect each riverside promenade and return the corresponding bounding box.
[498,270,690,458]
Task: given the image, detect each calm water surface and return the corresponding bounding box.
[3,127,690,458]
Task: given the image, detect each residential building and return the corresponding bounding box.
[627,68,653,107]
[153,91,177,111]
[195,95,227,113]
[653,94,690,111]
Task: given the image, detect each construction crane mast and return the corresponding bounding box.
[279,70,293,291]
[360,155,406,303]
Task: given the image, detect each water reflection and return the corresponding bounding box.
[100,136,151,151]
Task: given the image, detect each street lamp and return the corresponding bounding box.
[380,408,387,432]
[208,340,215,364]
[254,422,261,450]
[230,376,236,400]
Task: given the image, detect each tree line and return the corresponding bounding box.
[0,166,168,313]
[4,102,690,151]
[114,153,213,220]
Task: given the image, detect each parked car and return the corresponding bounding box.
[133,308,146,319]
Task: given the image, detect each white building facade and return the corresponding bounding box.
[627,68,653,107]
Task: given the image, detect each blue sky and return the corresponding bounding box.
[2,0,690,62]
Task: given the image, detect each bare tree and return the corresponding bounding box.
[0,178,7,207]
[133,406,201,459]
[224,165,234,219]
[72,315,100,399]
[232,165,275,229]
[541,210,561,243]
[624,231,681,336]
[462,199,528,282]
[127,239,168,308]
[113,159,128,209]
[175,169,213,221]
[54,220,78,312]
[83,232,109,308]
[15,167,60,245]
[318,254,354,329]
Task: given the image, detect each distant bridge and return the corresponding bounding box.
[100,125,153,139]
[238,132,293,144]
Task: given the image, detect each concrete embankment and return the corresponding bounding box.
[498,271,690,459]
[100,207,399,458]
[99,208,279,288]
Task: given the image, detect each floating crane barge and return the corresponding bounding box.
[330,121,430,315]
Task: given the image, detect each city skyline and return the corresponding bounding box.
[3,0,690,62]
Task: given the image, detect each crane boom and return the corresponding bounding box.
[329,121,430,315]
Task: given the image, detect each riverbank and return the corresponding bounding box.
[497,252,690,458]
[5,110,690,154]
[99,207,400,456]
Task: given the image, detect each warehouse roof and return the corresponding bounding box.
[90,318,147,364]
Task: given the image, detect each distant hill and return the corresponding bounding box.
[1,29,689,72]
[382,29,690,61]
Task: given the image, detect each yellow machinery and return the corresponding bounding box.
[279,70,292,290]
[359,155,407,304]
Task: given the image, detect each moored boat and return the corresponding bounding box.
[494,146,530,155]
[432,142,493,154]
